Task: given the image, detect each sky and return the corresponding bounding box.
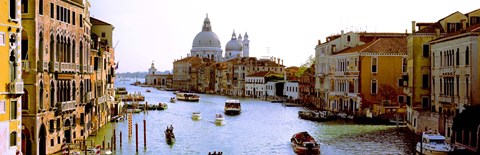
[90,0,478,73]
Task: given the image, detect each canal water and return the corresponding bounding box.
[89,79,414,155]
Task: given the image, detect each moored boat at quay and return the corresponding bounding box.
[291,131,320,155]
[416,131,453,155]
[298,110,336,122]
[224,100,241,115]
[176,93,200,102]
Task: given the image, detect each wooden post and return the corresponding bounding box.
[103,136,105,149]
[136,123,138,153]
[113,128,116,151]
[144,119,147,149]
[120,131,122,148]
[84,137,87,155]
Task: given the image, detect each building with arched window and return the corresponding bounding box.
[1,0,24,154]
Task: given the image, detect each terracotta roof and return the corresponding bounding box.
[415,22,445,33]
[247,71,271,77]
[90,17,112,26]
[430,24,480,42]
[174,56,202,62]
[335,37,407,54]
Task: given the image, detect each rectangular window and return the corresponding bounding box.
[10,0,17,19]
[406,96,411,106]
[50,139,54,147]
[398,95,404,104]
[422,97,429,110]
[398,78,403,87]
[371,58,377,73]
[50,3,54,18]
[49,120,54,132]
[471,17,480,25]
[72,12,76,25]
[423,44,429,57]
[422,74,429,89]
[0,32,5,46]
[56,5,59,20]
[21,0,28,13]
[80,14,83,27]
[39,0,44,15]
[371,80,377,94]
[102,32,106,38]
[10,101,17,120]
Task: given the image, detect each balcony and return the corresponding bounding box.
[76,64,80,73]
[61,101,76,112]
[438,95,454,104]
[9,80,24,95]
[37,61,45,72]
[22,60,30,72]
[86,92,92,101]
[60,62,76,73]
[49,62,59,72]
[440,67,454,74]
[97,96,106,104]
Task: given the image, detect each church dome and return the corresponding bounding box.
[225,31,243,51]
[192,15,221,48]
[192,31,221,47]
[226,39,243,51]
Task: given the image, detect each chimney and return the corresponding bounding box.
[277,58,280,64]
[281,59,283,65]
[461,19,467,30]
[435,28,440,38]
[318,39,322,45]
[411,21,416,33]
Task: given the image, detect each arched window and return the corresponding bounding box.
[50,34,55,61]
[39,32,44,71]
[22,89,28,110]
[39,82,44,110]
[9,50,17,82]
[10,0,18,19]
[10,132,17,146]
[371,58,377,73]
[456,48,459,66]
[466,46,470,65]
[72,81,76,102]
[80,81,84,103]
[50,81,55,108]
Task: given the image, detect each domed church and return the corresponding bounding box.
[190,14,249,62]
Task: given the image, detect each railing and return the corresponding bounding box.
[76,64,80,73]
[60,62,76,72]
[97,96,106,104]
[440,67,454,74]
[22,60,30,72]
[9,80,24,95]
[438,95,454,104]
[61,101,76,112]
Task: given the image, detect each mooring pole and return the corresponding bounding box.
[136,123,139,153]
[144,119,147,149]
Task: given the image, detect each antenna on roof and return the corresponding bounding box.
[114,40,120,50]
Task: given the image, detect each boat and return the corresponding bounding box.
[127,109,142,113]
[224,100,241,115]
[146,89,151,92]
[115,87,128,95]
[176,93,200,102]
[165,125,175,145]
[298,110,336,122]
[291,131,320,155]
[215,114,225,125]
[192,112,202,120]
[416,131,453,155]
[170,97,176,103]
[158,102,168,110]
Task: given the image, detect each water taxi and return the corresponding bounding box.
[176,93,200,102]
[416,131,453,155]
[192,112,202,120]
[291,131,320,155]
[215,114,225,125]
[115,87,128,95]
[170,97,176,103]
[224,100,241,115]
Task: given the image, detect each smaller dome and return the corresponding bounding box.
[225,31,243,51]
[226,40,243,51]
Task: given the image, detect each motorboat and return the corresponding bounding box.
[165,125,175,145]
[291,131,320,155]
[158,102,168,110]
[224,100,241,115]
[146,89,151,92]
[215,114,225,125]
[170,97,176,103]
[416,131,453,155]
[176,93,200,102]
[192,112,202,120]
